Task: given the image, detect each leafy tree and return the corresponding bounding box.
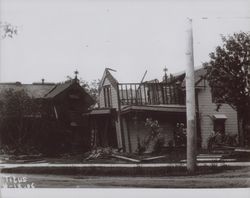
[0,89,41,154]
[137,118,165,154]
[204,32,250,146]
[0,88,70,155]
[0,22,18,39]
[81,79,100,103]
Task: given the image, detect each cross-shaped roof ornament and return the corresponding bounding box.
[163,66,168,82]
[74,70,79,79]
[163,66,168,74]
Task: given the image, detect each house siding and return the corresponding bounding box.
[197,80,238,149]
[99,76,123,148]
[99,77,119,109]
[124,114,184,153]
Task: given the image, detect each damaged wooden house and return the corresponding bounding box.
[0,75,95,154]
[95,68,239,153]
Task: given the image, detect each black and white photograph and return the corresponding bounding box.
[0,0,250,197]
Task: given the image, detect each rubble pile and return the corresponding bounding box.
[85,147,119,160]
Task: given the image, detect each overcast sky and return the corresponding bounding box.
[0,0,250,83]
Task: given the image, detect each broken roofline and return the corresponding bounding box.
[100,66,205,84]
[99,67,209,106]
[118,81,185,106]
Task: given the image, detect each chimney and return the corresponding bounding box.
[42,78,45,84]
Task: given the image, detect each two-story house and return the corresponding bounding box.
[97,68,238,152]
[98,68,187,152]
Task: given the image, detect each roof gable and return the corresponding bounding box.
[44,81,73,98]
[99,68,118,90]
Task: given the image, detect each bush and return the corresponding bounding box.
[207,131,238,152]
[136,118,165,154]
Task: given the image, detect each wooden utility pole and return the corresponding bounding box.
[185,18,197,173]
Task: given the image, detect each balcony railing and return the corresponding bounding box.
[118,82,185,106]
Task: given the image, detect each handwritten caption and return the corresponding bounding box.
[1,176,35,188]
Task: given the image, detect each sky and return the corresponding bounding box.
[0,0,250,84]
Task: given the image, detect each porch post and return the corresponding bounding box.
[185,18,197,173]
[116,83,125,151]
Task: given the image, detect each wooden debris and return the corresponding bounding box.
[111,154,140,163]
[141,155,166,162]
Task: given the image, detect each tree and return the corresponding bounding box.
[204,32,250,146]
[81,79,100,103]
[136,118,165,154]
[0,88,70,155]
[0,89,41,154]
[0,22,18,39]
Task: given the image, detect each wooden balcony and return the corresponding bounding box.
[118,82,185,106]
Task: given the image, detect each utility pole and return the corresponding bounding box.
[185,18,197,173]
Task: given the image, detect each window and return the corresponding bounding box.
[213,120,226,134]
[213,114,227,134]
[103,85,112,107]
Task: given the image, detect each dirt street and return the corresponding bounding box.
[1,166,249,188]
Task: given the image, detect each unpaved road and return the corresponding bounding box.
[1,167,250,188]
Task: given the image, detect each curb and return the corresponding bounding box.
[1,162,250,169]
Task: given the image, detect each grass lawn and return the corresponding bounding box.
[1,146,250,164]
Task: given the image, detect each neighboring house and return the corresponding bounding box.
[0,77,95,152]
[180,68,238,149]
[98,68,239,152]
